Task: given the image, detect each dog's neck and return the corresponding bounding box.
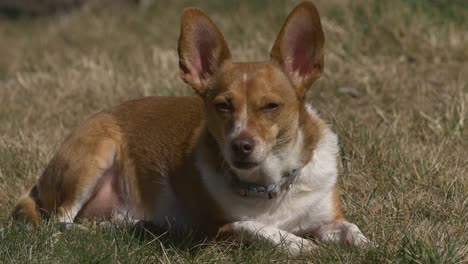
[230,167,301,199]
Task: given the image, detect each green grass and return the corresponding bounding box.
[1,0,467,263]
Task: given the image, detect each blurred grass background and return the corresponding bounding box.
[0,0,467,263]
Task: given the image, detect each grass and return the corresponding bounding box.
[0,0,467,262]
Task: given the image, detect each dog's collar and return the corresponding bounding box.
[231,168,301,199]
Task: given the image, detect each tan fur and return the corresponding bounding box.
[13,97,213,224]
[332,186,344,221]
[110,97,207,220]
[270,1,324,98]
[12,189,42,225]
[178,8,231,94]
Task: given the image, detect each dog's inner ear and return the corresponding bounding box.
[178,8,231,95]
[270,1,325,99]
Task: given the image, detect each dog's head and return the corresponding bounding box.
[178,1,324,184]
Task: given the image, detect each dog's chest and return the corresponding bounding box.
[195,126,340,233]
[226,165,338,232]
[195,160,337,235]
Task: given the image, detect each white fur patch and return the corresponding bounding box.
[305,103,319,116]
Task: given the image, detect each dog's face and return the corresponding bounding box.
[204,62,300,171]
[178,2,324,183]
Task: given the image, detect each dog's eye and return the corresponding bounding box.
[261,102,281,112]
[215,102,233,113]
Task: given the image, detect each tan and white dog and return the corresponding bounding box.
[13,1,368,254]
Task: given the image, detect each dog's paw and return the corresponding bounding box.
[316,220,369,246]
[280,236,317,255]
[225,221,318,255]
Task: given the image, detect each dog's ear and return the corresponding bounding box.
[178,8,231,96]
[270,1,324,99]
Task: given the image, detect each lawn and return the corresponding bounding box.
[0,0,467,263]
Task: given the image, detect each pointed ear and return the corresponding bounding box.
[178,8,231,96]
[270,1,324,98]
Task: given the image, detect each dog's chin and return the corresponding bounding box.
[232,161,259,170]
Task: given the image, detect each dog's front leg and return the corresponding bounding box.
[218,221,316,255]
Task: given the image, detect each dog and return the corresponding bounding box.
[12,1,368,254]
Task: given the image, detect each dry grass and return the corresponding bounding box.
[0,0,467,263]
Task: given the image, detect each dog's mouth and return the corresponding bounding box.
[232,161,259,170]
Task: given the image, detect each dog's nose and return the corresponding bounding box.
[231,138,255,156]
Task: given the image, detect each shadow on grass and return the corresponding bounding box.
[127,220,216,253]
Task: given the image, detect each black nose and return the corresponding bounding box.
[231,138,255,157]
